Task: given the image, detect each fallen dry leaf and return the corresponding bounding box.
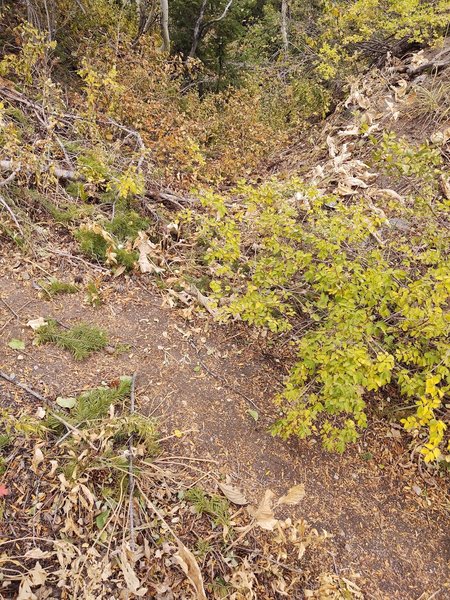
[31,445,44,474]
[27,317,47,330]
[134,232,164,274]
[175,542,207,600]
[218,482,248,506]
[278,483,306,506]
[248,489,278,531]
[119,550,148,597]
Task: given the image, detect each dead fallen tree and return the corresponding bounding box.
[0,159,78,180]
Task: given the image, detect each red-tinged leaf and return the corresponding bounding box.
[0,484,10,497]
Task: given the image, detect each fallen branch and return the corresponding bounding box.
[0,193,24,236]
[0,165,20,187]
[187,283,218,317]
[0,159,78,181]
[146,188,194,211]
[407,42,450,77]
[128,372,137,551]
[0,371,82,437]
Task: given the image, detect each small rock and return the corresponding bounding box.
[105,345,115,355]
[388,217,411,232]
[412,484,422,496]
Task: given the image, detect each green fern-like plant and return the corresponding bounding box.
[35,320,108,360]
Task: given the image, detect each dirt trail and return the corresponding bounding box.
[1,258,449,600]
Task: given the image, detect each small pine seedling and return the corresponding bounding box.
[35,320,108,360]
[40,278,78,299]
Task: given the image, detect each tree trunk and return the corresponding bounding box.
[189,0,208,58]
[160,0,170,52]
[281,0,289,53]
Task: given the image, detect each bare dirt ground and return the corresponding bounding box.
[1,245,449,600]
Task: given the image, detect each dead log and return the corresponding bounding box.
[407,42,450,77]
[146,188,194,210]
[0,159,79,181]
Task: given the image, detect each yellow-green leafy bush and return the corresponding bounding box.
[186,175,449,460]
[313,0,450,80]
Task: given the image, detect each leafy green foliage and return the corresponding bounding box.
[35,320,108,360]
[313,0,450,80]
[186,170,449,460]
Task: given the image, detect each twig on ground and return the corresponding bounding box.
[0,297,20,319]
[0,371,91,445]
[46,248,109,272]
[0,166,20,187]
[0,299,33,334]
[128,372,137,551]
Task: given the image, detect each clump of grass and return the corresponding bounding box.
[0,434,11,451]
[46,377,158,454]
[65,181,89,201]
[0,434,12,477]
[35,320,108,360]
[412,76,450,125]
[40,278,78,299]
[0,222,25,247]
[115,248,138,269]
[74,229,108,260]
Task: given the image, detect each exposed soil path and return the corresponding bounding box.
[1,251,449,600]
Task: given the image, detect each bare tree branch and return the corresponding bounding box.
[188,0,234,59]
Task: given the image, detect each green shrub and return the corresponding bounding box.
[314,0,450,80]
[74,228,109,260]
[74,224,138,270]
[105,211,149,241]
[186,175,449,461]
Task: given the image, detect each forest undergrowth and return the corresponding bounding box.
[0,1,449,598]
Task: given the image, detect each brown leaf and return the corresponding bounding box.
[134,232,164,274]
[248,489,278,531]
[277,483,306,506]
[119,550,148,597]
[31,445,44,474]
[175,542,207,600]
[218,482,248,506]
